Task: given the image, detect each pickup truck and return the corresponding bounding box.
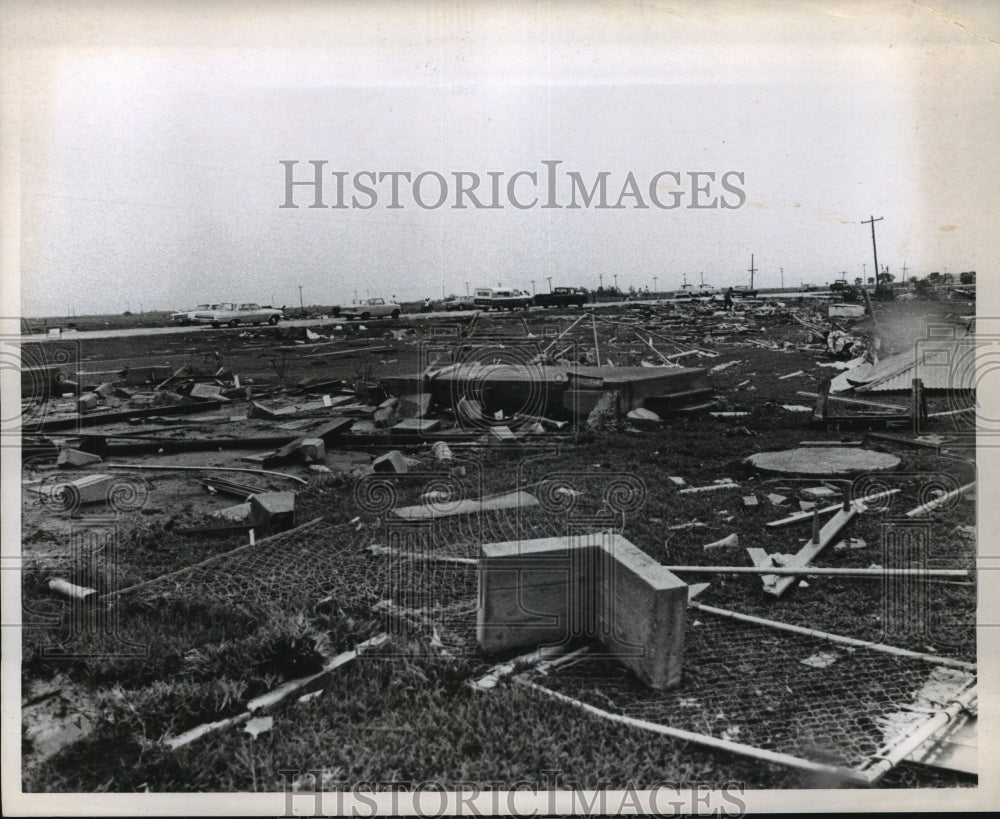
[473,288,533,311]
[340,298,402,320]
[533,287,588,308]
[193,303,283,327]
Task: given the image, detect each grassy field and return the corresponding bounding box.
[20,297,977,792]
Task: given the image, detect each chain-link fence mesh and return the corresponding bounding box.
[87,502,975,781]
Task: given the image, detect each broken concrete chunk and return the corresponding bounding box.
[372,450,409,473]
[48,578,98,600]
[702,533,739,550]
[742,494,759,507]
[93,382,115,398]
[398,393,432,419]
[430,441,454,461]
[488,425,518,445]
[768,493,788,506]
[297,438,325,463]
[78,392,99,412]
[667,476,687,487]
[626,407,661,427]
[56,448,103,468]
[189,382,227,400]
[309,464,332,474]
[391,418,441,434]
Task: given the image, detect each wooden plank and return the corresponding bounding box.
[393,489,539,520]
[763,508,856,596]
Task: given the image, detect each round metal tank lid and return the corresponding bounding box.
[745,447,901,476]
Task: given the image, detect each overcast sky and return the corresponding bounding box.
[7,0,999,315]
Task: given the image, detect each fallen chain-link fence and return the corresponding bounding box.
[47,503,974,784]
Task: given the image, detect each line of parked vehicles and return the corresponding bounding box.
[169,281,778,329]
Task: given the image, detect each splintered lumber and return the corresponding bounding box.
[85,463,308,485]
[479,532,687,689]
[905,482,975,517]
[470,645,588,690]
[369,544,478,565]
[762,507,856,597]
[392,489,539,520]
[766,488,899,527]
[677,481,738,495]
[166,634,389,749]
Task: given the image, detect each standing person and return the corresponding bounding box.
[724,287,734,310]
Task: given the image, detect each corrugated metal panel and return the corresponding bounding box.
[859,339,976,392]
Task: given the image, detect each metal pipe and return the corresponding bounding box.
[515,678,872,785]
[691,602,975,670]
[664,566,968,578]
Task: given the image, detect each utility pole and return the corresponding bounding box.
[465,282,469,296]
[653,276,658,293]
[901,263,908,283]
[861,215,883,288]
[531,280,536,295]
[298,285,304,315]
[780,267,784,289]
[747,256,757,290]
[547,276,553,292]
[613,274,618,291]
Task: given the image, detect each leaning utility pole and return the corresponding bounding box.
[748,254,758,290]
[861,215,883,289]
[298,285,304,315]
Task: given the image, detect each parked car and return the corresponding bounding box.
[435,294,476,311]
[340,298,402,320]
[533,287,588,308]
[193,303,283,327]
[674,283,717,299]
[171,304,217,325]
[732,285,758,298]
[473,287,533,311]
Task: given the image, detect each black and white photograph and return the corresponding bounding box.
[2,0,997,814]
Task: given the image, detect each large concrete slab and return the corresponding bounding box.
[746,446,900,476]
[478,532,687,689]
[382,364,712,420]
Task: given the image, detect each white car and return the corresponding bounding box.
[674,284,717,299]
[171,304,216,324]
[340,298,402,320]
[193,303,283,327]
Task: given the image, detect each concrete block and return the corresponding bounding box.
[40,474,114,505]
[478,533,687,689]
[78,393,99,412]
[249,491,296,533]
[298,438,325,463]
[57,448,103,468]
[93,382,115,398]
[372,450,409,473]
